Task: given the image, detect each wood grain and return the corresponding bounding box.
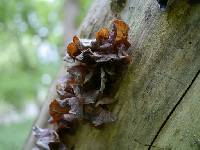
[24,0,200,149]
[151,73,200,150]
[64,0,200,149]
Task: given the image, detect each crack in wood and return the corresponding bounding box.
[134,138,151,147]
[148,69,200,150]
[134,138,165,149]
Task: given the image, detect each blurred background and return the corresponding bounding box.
[0,0,92,149]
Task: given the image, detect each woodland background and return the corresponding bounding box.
[1,0,200,150]
[0,0,91,149]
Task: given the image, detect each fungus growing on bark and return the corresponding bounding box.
[33,19,132,150]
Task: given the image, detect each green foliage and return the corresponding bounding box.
[0,0,92,149]
[75,0,92,26]
[0,63,59,108]
[0,0,93,108]
[0,0,63,107]
[0,119,34,150]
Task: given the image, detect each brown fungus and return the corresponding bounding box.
[49,99,69,123]
[32,126,67,150]
[33,19,131,150]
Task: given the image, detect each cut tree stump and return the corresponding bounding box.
[24,0,200,149]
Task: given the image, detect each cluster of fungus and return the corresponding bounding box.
[33,19,131,150]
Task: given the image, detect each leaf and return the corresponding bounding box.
[49,99,69,123]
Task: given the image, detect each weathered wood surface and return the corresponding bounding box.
[152,74,200,150]
[25,0,200,149]
[64,0,200,149]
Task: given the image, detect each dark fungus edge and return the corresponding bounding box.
[33,19,132,150]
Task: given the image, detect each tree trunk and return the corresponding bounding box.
[25,0,200,149]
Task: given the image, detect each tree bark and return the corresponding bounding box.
[25,0,200,149]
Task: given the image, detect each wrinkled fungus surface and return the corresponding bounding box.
[33,19,131,150]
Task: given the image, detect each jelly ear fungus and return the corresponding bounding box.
[33,19,132,150]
